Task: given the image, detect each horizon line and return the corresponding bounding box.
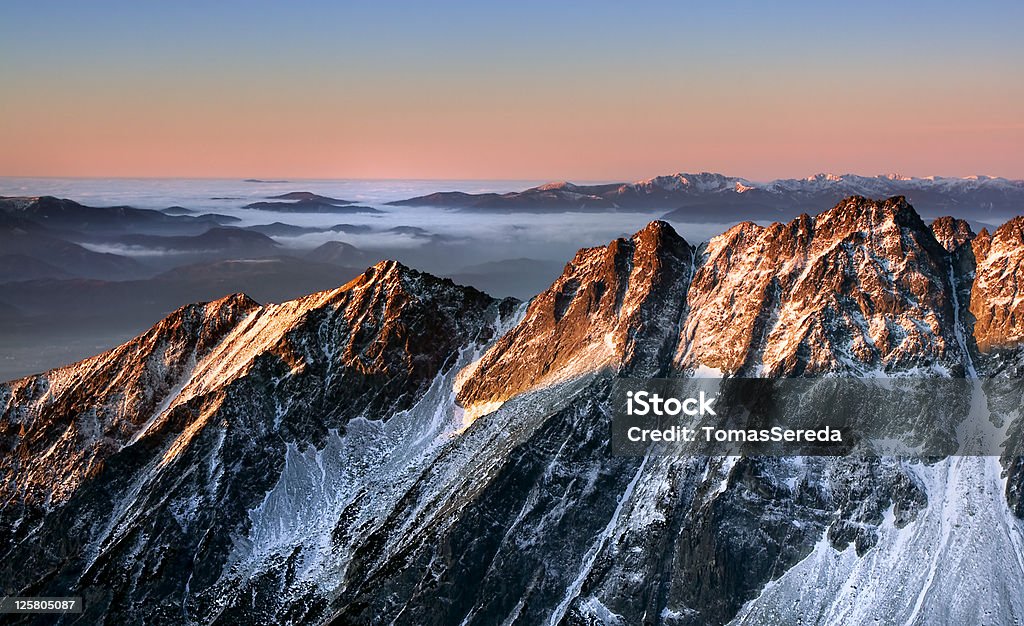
[1,171,1021,186]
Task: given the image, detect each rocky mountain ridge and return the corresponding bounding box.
[2,195,1024,624]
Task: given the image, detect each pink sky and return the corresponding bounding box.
[2,3,1021,181]
[4,84,1020,181]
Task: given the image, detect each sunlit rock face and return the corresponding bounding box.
[455,220,696,420]
[0,260,511,624]
[3,197,1024,625]
[1,292,260,507]
[931,216,975,253]
[971,217,1024,354]
[679,196,972,377]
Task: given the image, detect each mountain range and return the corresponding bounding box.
[2,195,1024,624]
[0,196,235,236]
[389,172,1024,222]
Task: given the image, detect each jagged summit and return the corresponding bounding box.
[456,195,1004,414]
[971,216,1024,353]
[710,195,941,254]
[366,257,430,281]
[932,216,976,252]
[632,218,677,242]
[455,220,695,419]
[337,258,413,291]
[681,195,966,375]
[816,194,922,224]
[331,258,496,312]
[994,215,1024,242]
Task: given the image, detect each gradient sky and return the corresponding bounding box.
[1,1,1021,181]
